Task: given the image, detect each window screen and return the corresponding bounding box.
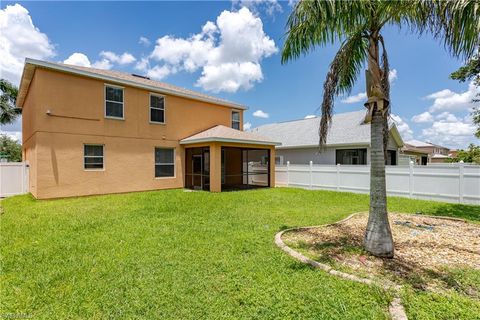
[150,95,165,123]
[105,86,124,118]
[155,148,175,177]
[232,111,240,130]
[84,145,104,169]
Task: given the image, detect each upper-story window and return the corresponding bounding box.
[150,94,165,123]
[232,111,240,130]
[105,85,124,119]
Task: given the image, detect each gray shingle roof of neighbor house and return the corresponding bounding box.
[16,58,247,110]
[180,125,281,146]
[251,110,404,149]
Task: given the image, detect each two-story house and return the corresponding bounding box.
[404,140,451,163]
[17,59,279,199]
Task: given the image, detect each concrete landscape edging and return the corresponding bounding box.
[274,212,407,320]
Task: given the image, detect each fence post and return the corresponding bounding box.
[309,161,313,189]
[336,164,340,191]
[286,161,290,187]
[459,160,464,203]
[409,161,414,198]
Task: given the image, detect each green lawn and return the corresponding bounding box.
[1,188,479,319]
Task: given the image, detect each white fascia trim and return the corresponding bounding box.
[180,137,281,146]
[276,143,370,149]
[23,58,248,110]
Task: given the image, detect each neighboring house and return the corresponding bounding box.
[251,110,404,165]
[404,140,451,163]
[17,59,279,199]
[399,144,430,165]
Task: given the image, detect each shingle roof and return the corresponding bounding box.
[17,58,246,110]
[251,110,376,148]
[180,125,280,146]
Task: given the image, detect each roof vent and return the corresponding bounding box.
[131,74,150,80]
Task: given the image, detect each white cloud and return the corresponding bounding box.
[411,111,434,123]
[139,36,151,47]
[426,82,479,113]
[253,109,269,118]
[64,51,136,70]
[388,69,398,83]
[91,59,113,70]
[145,7,277,92]
[63,53,91,67]
[232,0,282,16]
[0,4,55,84]
[99,51,136,65]
[146,65,173,80]
[436,112,458,122]
[421,117,476,148]
[197,62,263,92]
[391,114,413,140]
[304,115,316,119]
[243,122,252,130]
[135,57,150,72]
[341,92,367,104]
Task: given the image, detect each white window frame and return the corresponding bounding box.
[84,144,105,171]
[149,93,166,124]
[104,84,125,120]
[231,110,241,130]
[155,147,175,179]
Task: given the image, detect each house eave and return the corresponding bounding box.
[276,142,370,150]
[180,137,281,146]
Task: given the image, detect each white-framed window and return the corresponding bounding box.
[84,144,104,170]
[150,94,165,123]
[155,148,175,178]
[231,110,240,130]
[105,85,124,119]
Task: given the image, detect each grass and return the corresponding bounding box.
[1,188,479,319]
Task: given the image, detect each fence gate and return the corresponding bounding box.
[0,162,29,197]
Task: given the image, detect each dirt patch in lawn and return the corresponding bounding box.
[283,213,480,297]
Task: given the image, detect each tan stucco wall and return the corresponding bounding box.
[22,67,250,199]
[34,131,184,199]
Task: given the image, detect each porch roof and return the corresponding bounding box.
[180,125,281,146]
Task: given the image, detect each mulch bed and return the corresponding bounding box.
[283,213,480,294]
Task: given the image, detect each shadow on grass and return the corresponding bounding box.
[423,203,480,222]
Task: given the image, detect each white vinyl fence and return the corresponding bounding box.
[276,161,480,205]
[0,162,29,197]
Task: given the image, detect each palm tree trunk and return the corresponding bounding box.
[364,32,394,258]
[364,107,394,257]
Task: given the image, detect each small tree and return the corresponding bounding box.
[448,144,480,164]
[0,79,21,125]
[450,53,480,138]
[0,134,22,162]
[282,0,479,258]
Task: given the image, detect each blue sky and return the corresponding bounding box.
[1,1,478,148]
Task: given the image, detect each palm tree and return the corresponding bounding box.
[282,0,479,257]
[0,79,21,125]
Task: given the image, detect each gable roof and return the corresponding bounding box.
[251,110,404,148]
[16,58,247,110]
[180,125,280,146]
